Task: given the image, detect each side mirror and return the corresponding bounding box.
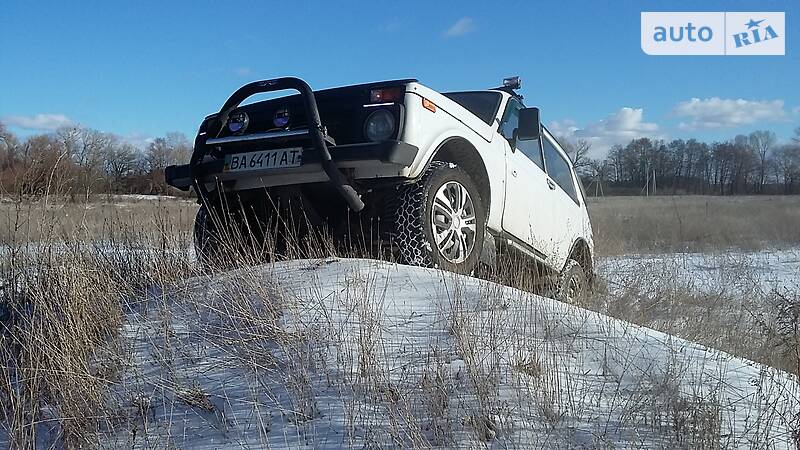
[517,107,541,140]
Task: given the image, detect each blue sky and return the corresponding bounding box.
[1,0,798,156]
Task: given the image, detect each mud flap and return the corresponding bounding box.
[479,231,497,267]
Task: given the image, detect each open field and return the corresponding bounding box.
[1,194,799,448]
[5,194,799,256]
[589,195,800,256]
[0,195,197,245]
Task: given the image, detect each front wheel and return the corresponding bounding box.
[193,203,257,269]
[395,161,486,275]
[193,204,223,269]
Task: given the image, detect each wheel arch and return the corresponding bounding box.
[425,136,491,217]
[567,238,594,279]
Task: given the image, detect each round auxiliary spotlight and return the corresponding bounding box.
[227,111,249,134]
[274,108,290,128]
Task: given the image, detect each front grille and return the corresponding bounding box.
[207,83,406,146]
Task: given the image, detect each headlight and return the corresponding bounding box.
[364,109,395,142]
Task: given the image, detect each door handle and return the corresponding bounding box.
[546,179,556,190]
[512,170,518,177]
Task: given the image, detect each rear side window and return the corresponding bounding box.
[542,136,579,204]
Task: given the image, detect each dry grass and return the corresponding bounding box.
[589,252,800,376]
[588,195,800,256]
[0,194,798,448]
[0,195,198,245]
[0,197,194,447]
[581,196,800,381]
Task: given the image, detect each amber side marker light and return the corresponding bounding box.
[422,97,437,112]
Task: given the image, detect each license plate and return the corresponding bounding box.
[224,148,303,172]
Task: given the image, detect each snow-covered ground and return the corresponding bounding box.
[0,194,192,204]
[105,258,800,449]
[111,194,183,201]
[599,248,800,295]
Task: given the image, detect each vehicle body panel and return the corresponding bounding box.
[502,138,560,261]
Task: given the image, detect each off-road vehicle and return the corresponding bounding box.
[165,76,594,300]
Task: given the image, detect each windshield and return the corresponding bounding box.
[443,91,502,125]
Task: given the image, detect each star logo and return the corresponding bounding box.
[745,18,765,29]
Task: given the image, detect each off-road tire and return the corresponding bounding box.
[395,161,486,275]
[556,258,588,304]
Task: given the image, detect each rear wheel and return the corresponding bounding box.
[556,259,588,304]
[395,161,485,275]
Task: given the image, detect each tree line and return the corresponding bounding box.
[1,120,799,198]
[562,127,800,196]
[0,122,191,198]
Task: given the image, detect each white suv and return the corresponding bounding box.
[166,76,594,299]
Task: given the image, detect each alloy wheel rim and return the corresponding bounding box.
[431,181,477,264]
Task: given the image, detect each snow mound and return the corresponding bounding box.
[108,258,799,449]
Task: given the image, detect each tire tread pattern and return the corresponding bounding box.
[395,162,451,267]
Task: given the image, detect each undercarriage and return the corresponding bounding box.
[195,184,402,265]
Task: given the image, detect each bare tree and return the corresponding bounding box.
[144,132,191,193]
[0,121,20,170]
[53,126,121,194]
[145,137,171,173]
[749,130,776,192]
[18,134,76,196]
[56,126,81,162]
[559,137,593,175]
[585,158,611,196]
[79,129,112,169]
[165,132,192,166]
[773,145,800,194]
[103,141,140,192]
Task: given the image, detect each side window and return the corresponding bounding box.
[542,136,579,204]
[518,138,544,170]
[499,99,545,170]
[498,100,520,140]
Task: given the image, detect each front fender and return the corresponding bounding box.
[407,130,507,232]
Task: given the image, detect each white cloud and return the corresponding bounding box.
[549,118,580,136]
[122,132,155,150]
[3,113,75,131]
[550,107,663,157]
[792,105,800,116]
[444,17,475,37]
[673,97,787,130]
[234,67,253,77]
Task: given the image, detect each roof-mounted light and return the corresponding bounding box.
[502,76,521,90]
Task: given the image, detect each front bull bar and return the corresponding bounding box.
[185,77,365,212]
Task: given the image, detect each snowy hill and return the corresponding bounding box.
[106,258,800,449]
